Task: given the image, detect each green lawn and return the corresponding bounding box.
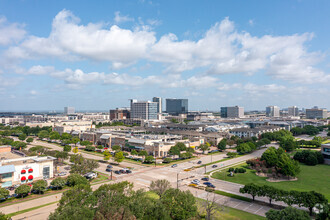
[212,163,330,200]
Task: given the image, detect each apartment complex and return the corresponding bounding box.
[266,106,280,117]
[130,99,158,120]
[109,108,130,120]
[220,106,244,118]
[166,98,188,115]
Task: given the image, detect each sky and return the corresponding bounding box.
[0,0,329,112]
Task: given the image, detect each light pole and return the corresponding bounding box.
[177,173,179,189]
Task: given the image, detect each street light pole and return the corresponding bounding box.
[177,173,179,189]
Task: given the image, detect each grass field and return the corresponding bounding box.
[212,163,330,200]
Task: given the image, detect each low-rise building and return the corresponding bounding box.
[321,144,330,165]
[230,126,283,138]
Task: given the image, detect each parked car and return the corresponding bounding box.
[58,172,67,176]
[203,182,216,188]
[119,169,126,174]
[171,164,177,168]
[201,177,209,181]
[126,170,132,174]
[212,165,218,168]
[197,161,202,164]
[6,186,15,191]
[106,168,112,172]
[64,166,71,170]
[106,165,113,169]
[114,170,120,174]
[191,179,200,185]
[84,172,98,179]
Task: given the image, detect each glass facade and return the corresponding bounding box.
[166,99,188,115]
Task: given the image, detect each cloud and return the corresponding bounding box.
[248,19,254,26]
[218,82,285,94]
[114,11,134,23]
[30,90,37,95]
[0,75,23,87]
[0,16,26,45]
[14,65,55,75]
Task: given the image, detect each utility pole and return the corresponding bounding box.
[177,173,179,189]
[204,165,206,174]
[111,170,113,180]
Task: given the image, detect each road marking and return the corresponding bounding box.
[254,206,264,214]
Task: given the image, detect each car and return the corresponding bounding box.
[119,169,126,173]
[0,197,6,202]
[191,179,200,185]
[203,182,212,186]
[212,165,218,168]
[106,168,112,172]
[84,172,98,179]
[197,161,202,164]
[106,165,113,169]
[58,172,67,176]
[126,170,132,174]
[171,164,177,168]
[114,170,120,174]
[201,177,209,181]
[6,186,15,191]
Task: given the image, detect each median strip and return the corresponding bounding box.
[6,201,58,217]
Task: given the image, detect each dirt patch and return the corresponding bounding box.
[255,172,297,182]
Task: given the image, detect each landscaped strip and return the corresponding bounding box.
[6,201,58,217]
[214,190,252,202]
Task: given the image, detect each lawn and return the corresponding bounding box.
[212,163,330,200]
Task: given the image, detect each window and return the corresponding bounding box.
[43,166,50,179]
[323,148,330,153]
[1,173,12,179]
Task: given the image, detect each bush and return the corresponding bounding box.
[305,153,318,166]
[163,157,172,163]
[85,145,95,151]
[238,168,246,173]
[63,145,71,152]
[293,150,324,166]
[228,167,234,172]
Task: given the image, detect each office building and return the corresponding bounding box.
[130,99,158,120]
[321,144,330,165]
[64,107,75,115]
[288,106,299,117]
[220,106,244,118]
[152,97,162,113]
[166,99,188,115]
[306,108,328,119]
[266,106,280,117]
[110,108,130,120]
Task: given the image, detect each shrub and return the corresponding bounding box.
[163,157,172,163]
[63,145,71,152]
[305,153,318,166]
[238,168,246,173]
[228,167,234,172]
[205,187,215,192]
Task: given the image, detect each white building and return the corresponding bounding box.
[288,106,299,117]
[266,106,280,117]
[130,99,158,120]
[64,107,75,115]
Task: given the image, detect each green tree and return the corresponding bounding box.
[61,133,72,140]
[149,179,171,198]
[32,180,47,194]
[131,149,138,156]
[277,153,300,177]
[138,150,148,158]
[0,188,9,199]
[261,185,279,205]
[37,130,49,139]
[70,156,99,175]
[49,131,61,140]
[236,143,251,154]
[67,174,89,187]
[301,191,328,216]
[226,152,238,158]
[160,188,198,219]
[169,145,181,156]
[175,142,187,151]
[217,139,227,151]
[51,177,66,190]
[15,185,31,198]
[71,137,80,147]
[55,151,68,163]
[114,151,124,164]
[26,137,34,143]
[85,145,95,151]
[63,145,71,152]
[198,144,210,154]
[163,157,172,163]
[12,141,27,150]
[103,150,111,161]
[144,155,154,163]
[239,183,260,201]
[261,147,279,167]
[111,145,121,151]
[18,133,27,141]
[80,140,91,146]
[266,206,310,220]
[0,212,10,220]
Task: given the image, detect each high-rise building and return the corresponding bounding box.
[220,106,244,118]
[306,108,328,119]
[152,97,162,113]
[288,106,299,117]
[166,99,188,115]
[64,107,75,115]
[109,108,130,120]
[130,99,158,120]
[266,106,280,117]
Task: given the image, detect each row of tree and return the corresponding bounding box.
[240,183,328,216]
[293,150,324,166]
[291,125,324,136]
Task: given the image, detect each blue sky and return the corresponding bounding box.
[0,0,329,111]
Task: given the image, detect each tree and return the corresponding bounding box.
[149,179,171,198]
[217,139,227,151]
[103,150,111,161]
[168,145,181,156]
[32,180,47,194]
[18,133,27,141]
[15,185,31,198]
[80,140,92,146]
[226,152,238,158]
[266,206,310,220]
[49,131,61,140]
[0,212,9,220]
[239,183,260,201]
[180,152,193,159]
[305,153,318,166]
[131,149,138,156]
[236,143,251,154]
[85,145,95,151]
[163,157,172,163]
[144,155,154,163]
[71,137,80,147]
[61,133,72,140]
[277,153,300,177]
[12,141,27,150]
[63,145,71,152]
[301,191,328,216]
[202,193,224,220]
[261,147,279,167]
[111,145,121,151]
[56,151,68,163]
[70,156,99,175]
[0,188,9,199]
[72,146,78,154]
[67,174,89,187]
[160,188,198,219]
[114,151,124,164]
[37,130,49,139]
[26,137,33,143]
[138,150,148,158]
[198,144,210,154]
[175,142,187,151]
[261,185,279,205]
[51,177,66,190]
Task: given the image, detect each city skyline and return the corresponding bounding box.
[0,0,330,111]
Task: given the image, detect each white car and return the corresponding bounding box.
[84,172,98,179]
[191,179,200,185]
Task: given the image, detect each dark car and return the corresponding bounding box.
[0,197,6,202]
[201,177,209,181]
[126,170,132,174]
[208,184,216,188]
[106,168,112,172]
[203,182,212,186]
[107,165,113,169]
[114,170,120,174]
[212,165,218,168]
[197,161,202,164]
[171,164,177,168]
[119,169,126,173]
